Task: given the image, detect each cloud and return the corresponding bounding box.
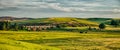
[0,0,119,12]
[0,0,120,18]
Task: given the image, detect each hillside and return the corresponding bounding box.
[87,18,120,24]
[12,17,98,26]
[86,18,112,23]
[0,38,61,50]
[0,16,33,21]
[0,31,120,50]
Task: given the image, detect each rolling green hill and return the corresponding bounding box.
[0,31,120,50]
[47,17,97,24]
[0,38,61,50]
[13,17,98,26]
[87,18,120,24]
[12,18,48,23]
[86,18,112,23]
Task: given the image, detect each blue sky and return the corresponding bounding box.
[0,0,120,18]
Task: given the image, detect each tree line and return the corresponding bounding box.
[97,19,120,30]
[110,20,119,27]
[0,21,19,31]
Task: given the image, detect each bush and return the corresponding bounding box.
[99,23,106,30]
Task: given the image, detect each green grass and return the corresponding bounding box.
[12,17,98,26]
[86,18,112,23]
[0,31,120,50]
[0,38,61,50]
[47,17,98,25]
[12,18,49,23]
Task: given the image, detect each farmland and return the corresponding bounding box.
[0,17,120,50]
[0,31,120,50]
[0,0,120,50]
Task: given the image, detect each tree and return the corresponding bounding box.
[56,24,61,28]
[111,20,119,27]
[99,23,106,30]
[0,21,11,30]
[3,22,7,30]
[88,26,92,30]
[0,22,2,30]
[14,23,19,31]
[6,21,10,30]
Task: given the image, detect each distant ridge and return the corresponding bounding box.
[0,16,32,21]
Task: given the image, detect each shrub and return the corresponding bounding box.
[99,23,106,30]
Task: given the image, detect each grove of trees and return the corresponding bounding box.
[0,21,19,31]
[0,21,10,30]
[110,20,119,27]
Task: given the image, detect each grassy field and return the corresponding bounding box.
[0,31,120,50]
[0,38,60,50]
[13,17,98,26]
[1,17,120,50]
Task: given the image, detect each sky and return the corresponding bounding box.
[0,0,120,18]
